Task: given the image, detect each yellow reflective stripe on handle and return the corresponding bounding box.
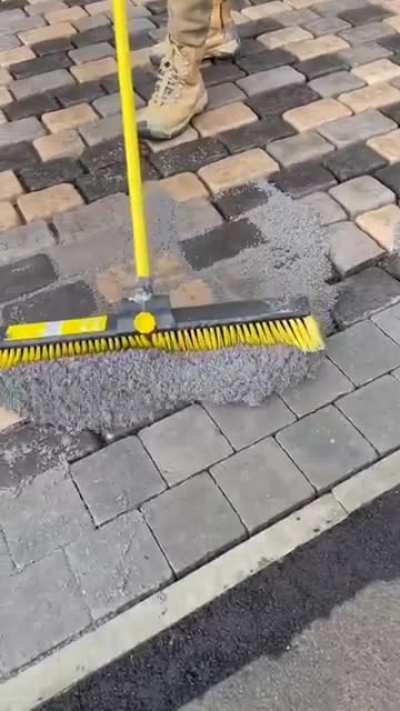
[112,0,151,281]
[6,316,108,342]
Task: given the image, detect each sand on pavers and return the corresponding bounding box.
[0,182,336,434]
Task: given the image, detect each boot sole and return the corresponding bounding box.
[139,93,208,141]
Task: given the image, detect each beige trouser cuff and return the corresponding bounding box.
[169,0,226,48]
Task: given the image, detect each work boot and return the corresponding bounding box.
[151,0,239,64]
[137,42,208,140]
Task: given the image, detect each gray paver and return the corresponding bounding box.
[72,436,166,526]
[172,198,224,241]
[9,69,74,100]
[372,303,400,344]
[340,21,393,46]
[326,220,383,277]
[237,65,305,96]
[303,16,350,36]
[0,220,55,265]
[267,131,334,167]
[0,12,43,36]
[140,405,232,486]
[0,466,93,568]
[52,192,131,245]
[211,438,314,534]
[329,176,395,218]
[142,472,245,576]
[337,375,400,456]
[318,109,396,148]
[0,530,13,576]
[328,320,400,386]
[339,42,392,67]
[204,395,295,451]
[66,510,172,620]
[207,82,246,110]
[0,116,45,149]
[281,357,353,417]
[79,113,121,146]
[0,550,90,677]
[333,449,400,513]
[69,42,114,65]
[299,192,346,225]
[276,405,376,492]
[92,92,121,116]
[309,71,365,97]
[334,267,400,328]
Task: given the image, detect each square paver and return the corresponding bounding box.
[334,267,400,328]
[327,320,400,386]
[211,438,314,533]
[0,466,93,568]
[329,176,395,217]
[281,357,353,417]
[276,406,376,492]
[142,473,245,576]
[0,550,90,676]
[356,204,400,252]
[373,303,400,344]
[298,192,346,225]
[139,405,232,486]
[204,396,295,451]
[323,143,387,182]
[71,436,166,526]
[66,510,172,620]
[326,220,384,277]
[336,375,400,456]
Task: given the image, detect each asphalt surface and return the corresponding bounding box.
[42,486,400,711]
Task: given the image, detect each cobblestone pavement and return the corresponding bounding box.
[4,0,400,691]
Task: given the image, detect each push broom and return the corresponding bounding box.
[0,0,324,372]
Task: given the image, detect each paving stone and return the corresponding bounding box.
[0,201,20,231]
[198,148,278,194]
[26,1,67,17]
[10,51,71,80]
[339,81,400,113]
[34,128,85,160]
[352,57,400,85]
[71,24,113,48]
[0,169,23,202]
[309,70,365,97]
[139,404,232,486]
[326,220,383,276]
[65,509,171,621]
[45,5,87,22]
[18,182,83,222]
[334,448,400,514]
[236,47,295,74]
[3,91,58,120]
[340,21,394,47]
[340,5,392,26]
[201,60,244,88]
[80,133,123,170]
[215,181,270,220]
[281,356,353,417]
[0,550,89,676]
[247,83,319,118]
[206,82,246,111]
[68,39,113,64]
[337,375,400,456]
[32,36,74,56]
[0,36,20,54]
[298,191,346,225]
[3,279,97,323]
[52,191,129,245]
[180,218,263,270]
[275,8,318,27]
[303,16,350,36]
[71,435,165,526]
[368,129,400,164]
[243,1,291,20]
[79,112,121,145]
[237,64,305,96]
[70,55,116,82]
[149,137,228,178]
[258,26,312,50]
[205,395,295,451]
[73,12,109,32]
[381,100,400,125]
[1,465,92,568]
[273,161,336,198]
[287,34,349,61]
[284,98,351,132]
[9,67,74,99]
[339,42,392,67]
[212,437,313,533]
[220,116,295,153]
[276,405,376,492]
[145,126,198,155]
[158,172,208,202]
[295,53,350,80]
[335,266,400,327]
[193,102,257,139]
[0,14,44,39]
[75,165,126,201]
[373,302,400,344]
[0,86,11,106]
[375,162,400,196]
[142,472,245,576]
[328,319,400,386]
[19,20,76,46]
[43,101,97,133]
[0,253,56,303]
[56,79,103,106]
[270,132,334,169]
[329,175,395,217]
[18,156,83,191]
[356,204,400,252]
[0,220,54,265]
[0,115,44,148]
[92,91,120,116]
[237,17,283,39]
[323,142,387,181]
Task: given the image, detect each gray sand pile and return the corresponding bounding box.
[0,182,336,435]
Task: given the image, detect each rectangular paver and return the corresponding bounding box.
[66,510,172,620]
[268,131,335,167]
[299,192,346,225]
[142,472,246,576]
[281,357,353,417]
[373,303,400,344]
[139,404,232,486]
[334,449,400,513]
[211,438,314,534]
[329,176,395,217]
[9,68,74,100]
[0,116,45,148]
[72,435,166,526]
[284,98,351,132]
[318,109,396,148]
[237,65,305,96]
[356,204,400,252]
[276,405,376,492]
[198,148,278,194]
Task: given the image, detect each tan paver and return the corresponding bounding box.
[338,83,400,113]
[286,34,349,61]
[70,56,117,82]
[356,204,400,252]
[146,127,199,154]
[367,130,400,163]
[258,26,312,50]
[352,59,400,85]
[243,2,292,20]
[159,173,209,202]
[0,68,11,86]
[0,171,24,202]
[42,103,98,133]
[34,129,85,161]
[45,6,87,23]
[198,149,278,194]
[18,183,84,222]
[19,22,76,45]
[0,87,11,106]
[192,102,257,138]
[284,99,351,132]
[0,46,34,68]
[0,406,22,433]
[0,202,21,231]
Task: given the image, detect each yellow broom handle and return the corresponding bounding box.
[112,0,151,281]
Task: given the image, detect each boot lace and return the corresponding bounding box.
[150,46,187,106]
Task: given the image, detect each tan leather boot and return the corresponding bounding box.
[137,42,208,140]
[151,0,239,64]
